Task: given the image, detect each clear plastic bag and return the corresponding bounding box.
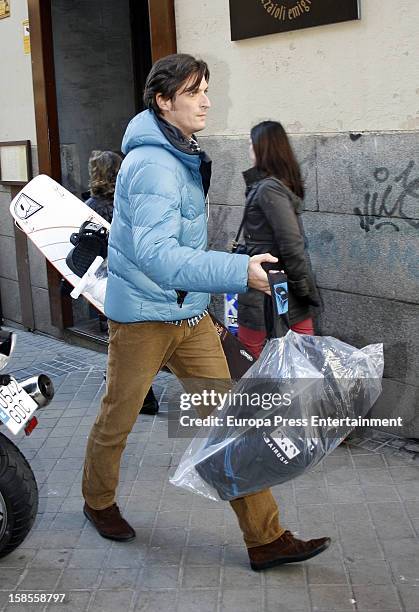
[170,331,384,501]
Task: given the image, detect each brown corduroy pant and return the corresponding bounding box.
[82,315,284,548]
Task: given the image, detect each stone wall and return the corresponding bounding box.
[175,0,419,135]
[203,132,419,438]
[0,148,60,336]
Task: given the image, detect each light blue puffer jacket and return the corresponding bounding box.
[105,110,249,322]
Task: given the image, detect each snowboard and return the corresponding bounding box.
[9,174,109,314]
[10,174,257,378]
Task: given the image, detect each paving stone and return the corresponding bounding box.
[381,537,419,561]
[18,568,62,591]
[46,591,91,612]
[352,585,402,611]
[298,521,339,542]
[99,568,140,590]
[3,602,45,612]
[51,512,87,531]
[176,589,218,612]
[181,565,220,589]
[265,587,310,611]
[309,585,356,611]
[0,568,27,589]
[397,586,419,612]
[56,568,100,590]
[411,517,419,536]
[390,558,419,587]
[295,485,329,505]
[341,534,384,561]
[58,496,84,512]
[361,484,401,503]
[141,564,180,590]
[307,561,349,585]
[327,484,366,504]
[90,589,134,612]
[374,518,415,540]
[352,454,387,469]
[0,592,13,610]
[332,503,372,524]
[149,528,187,548]
[346,559,393,586]
[104,545,146,569]
[389,466,419,482]
[123,511,156,529]
[68,548,107,569]
[190,508,225,528]
[188,527,225,547]
[221,588,264,612]
[222,564,262,589]
[396,481,419,501]
[75,525,114,549]
[155,510,190,529]
[325,467,360,486]
[28,548,71,570]
[38,530,81,549]
[221,548,246,573]
[368,501,407,522]
[357,468,395,488]
[134,590,177,611]
[0,549,36,569]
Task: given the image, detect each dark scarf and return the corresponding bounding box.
[154,113,212,197]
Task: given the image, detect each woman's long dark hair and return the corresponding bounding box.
[251,121,304,198]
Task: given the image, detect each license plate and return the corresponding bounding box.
[0,378,38,435]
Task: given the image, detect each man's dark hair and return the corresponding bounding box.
[143,53,210,115]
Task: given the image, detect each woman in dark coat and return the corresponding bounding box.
[237,121,319,358]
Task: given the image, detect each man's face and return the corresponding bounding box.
[157,76,211,139]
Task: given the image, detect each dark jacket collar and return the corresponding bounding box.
[154,112,212,197]
[155,114,201,156]
[243,166,303,213]
[243,166,268,188]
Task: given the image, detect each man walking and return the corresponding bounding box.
[82,54,330,570]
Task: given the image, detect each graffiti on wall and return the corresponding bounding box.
[354,161,419,233]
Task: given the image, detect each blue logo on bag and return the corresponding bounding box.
[273,282,288,315]
[0,408,9,424]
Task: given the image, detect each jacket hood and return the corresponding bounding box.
[243,166,303,214]
[122,109,203,173]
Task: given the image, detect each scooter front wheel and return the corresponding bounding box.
[0,432,38,558]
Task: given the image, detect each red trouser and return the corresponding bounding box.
[238,317,314,359]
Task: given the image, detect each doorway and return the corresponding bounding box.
[28,0,176,342]
[50,0,152,342]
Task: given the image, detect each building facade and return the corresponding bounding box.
[0,0,417,435]
[175,0,419,437]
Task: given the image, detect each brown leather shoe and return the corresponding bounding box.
[248,530,331,571]
[83,502,136,541]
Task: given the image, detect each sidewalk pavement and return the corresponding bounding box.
[0,327,418,612]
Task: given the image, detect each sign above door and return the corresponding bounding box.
[229,0,361,41]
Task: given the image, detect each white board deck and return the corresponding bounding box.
[10,175,109,314]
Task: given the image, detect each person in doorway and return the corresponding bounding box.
[85,150,122,224]
[85,150,122,333]
[82,54,330,571]
[86,150,159,415]
[237,121,320,358]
